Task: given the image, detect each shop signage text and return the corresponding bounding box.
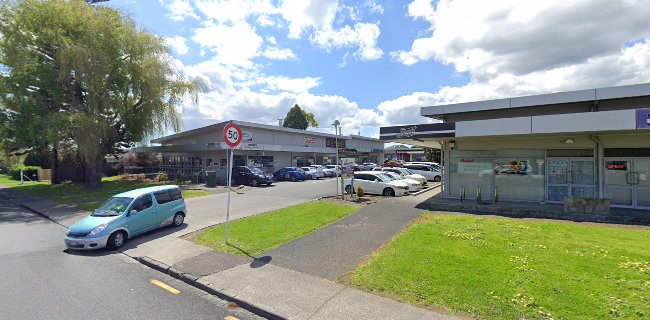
[636,108,650,129]
[302,137,316,144]
[396,126,418,138]
[606,161,627,171]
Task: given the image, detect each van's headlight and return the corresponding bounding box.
[89,223,107,236]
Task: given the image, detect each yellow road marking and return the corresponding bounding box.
[224,317,239,320]
[150,279,181,295]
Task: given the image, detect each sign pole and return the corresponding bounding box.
[222,122,242,245]
[225,147,234,244]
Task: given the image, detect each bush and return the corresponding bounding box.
[356,187,365,197]
[9,164,41,181]
[154,172,168,182]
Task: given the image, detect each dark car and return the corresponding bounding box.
[273,167,307,182]
[232,166,273,186]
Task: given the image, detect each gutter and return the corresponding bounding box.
[589,135,604,198]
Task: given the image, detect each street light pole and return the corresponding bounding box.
[332,120,340,197]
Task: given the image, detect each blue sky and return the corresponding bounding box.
[100,0,650,139]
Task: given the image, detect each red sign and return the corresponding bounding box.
[303,137,316,144]
[606,161,627,171]
[223,123,243,148]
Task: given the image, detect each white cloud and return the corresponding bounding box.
[262,47,296,60]
[192,22,263,67]
[279,0,339,39]
[159,0,199,21]
[312,22,383,61]
[165,36,189,55]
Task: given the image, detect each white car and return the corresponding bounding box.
[311,165,335,177]
[402,164,442,182]
[373,167,427,185]
[324,165,342,176]
[344,171,410,197]
[405,162,442,171]
[380,171,423,191]
[302,167,324,179]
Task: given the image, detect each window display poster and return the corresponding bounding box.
[494,160,531,175]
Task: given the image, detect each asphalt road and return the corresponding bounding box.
[0,198,261,320]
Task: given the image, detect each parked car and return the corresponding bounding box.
[362,163,378,170]
[273,167,307,182]
[405,162,442,171]
[402,164,442,182]
[64,186,187,250]
[372,167,428,185]
[302,166,325,179]
[380,171,424,191]
[232,166,273,186]
[325,165,342,176]
[313,165,336,177]
[344,171,410,197]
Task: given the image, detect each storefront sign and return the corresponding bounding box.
[636,108,650,129]
[606,161,627,170]
[243,143,261,150]
[242,131,253,141]
[326,138,346,148]
[302,137,316,144]
[396,126,418,138]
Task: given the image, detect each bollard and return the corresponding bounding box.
[495,187,499,203]
[20,169,24,184]
[460,186,465,203]
[476,186,481,203]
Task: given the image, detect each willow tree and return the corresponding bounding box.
[0,0,203,187]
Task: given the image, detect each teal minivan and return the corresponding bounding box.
[64,185,187,250]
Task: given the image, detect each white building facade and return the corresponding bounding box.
[381,83,650,210]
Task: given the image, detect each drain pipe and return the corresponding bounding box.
[589,135,604,198]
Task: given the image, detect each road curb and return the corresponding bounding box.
[410,183,441,196]
[135,256,286,320]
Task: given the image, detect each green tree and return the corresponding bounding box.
[302,109,318,128]
[283,104,309,130]
[0,0,203,188]
[423,147,441,163]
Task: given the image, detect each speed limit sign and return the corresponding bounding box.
[223,123,243,148]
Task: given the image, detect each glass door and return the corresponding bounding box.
[634,158,650,209]
[547,158,595,203]
[604,159,633,207]
[547,159,569,202]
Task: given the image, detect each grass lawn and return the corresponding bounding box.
[0,174,210,211]
[349,213,650,320]
[196,200,359,256]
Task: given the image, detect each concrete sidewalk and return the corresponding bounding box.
[0,184,88,228]
[1,184,455,319]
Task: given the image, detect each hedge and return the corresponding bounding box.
[9,164,41,181]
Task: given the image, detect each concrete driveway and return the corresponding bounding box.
[120,178,339,263]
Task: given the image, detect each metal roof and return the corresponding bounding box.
[151,120,353,144]
[421,83,650,118]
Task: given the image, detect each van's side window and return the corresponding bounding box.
[133,194,153,211]
[170,188,183,201]
[154,191,173,204]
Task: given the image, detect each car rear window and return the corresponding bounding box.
[170,188,183,200]
[154,190,173,204]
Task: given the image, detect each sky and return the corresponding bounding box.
[100,0,650,139]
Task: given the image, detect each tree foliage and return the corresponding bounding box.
[423,147,441,163]
[0,0,203,187]
[283,104,309,130]
[302,109,318,128]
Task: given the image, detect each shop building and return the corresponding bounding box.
[384,146,426,162]
[380,83,650,210]
[135,120,384,181]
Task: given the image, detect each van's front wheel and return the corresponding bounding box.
[173,213,185,227]
[107,231,126,250]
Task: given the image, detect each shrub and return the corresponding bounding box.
[154,172,168,182]
[9,164,41,181]
[356,187,365,197]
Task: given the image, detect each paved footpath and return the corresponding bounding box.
[1,184,458,320]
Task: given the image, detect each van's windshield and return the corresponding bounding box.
[92,197,133,217]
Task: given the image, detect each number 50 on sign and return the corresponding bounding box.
[223,123,242,148]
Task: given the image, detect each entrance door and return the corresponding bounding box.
[636,158,650,209]
[608,158,650,209]
[547,158,595,203]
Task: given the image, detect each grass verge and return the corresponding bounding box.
[0,174,210,211]
[349,213,650,320]
[196,200,359,256]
